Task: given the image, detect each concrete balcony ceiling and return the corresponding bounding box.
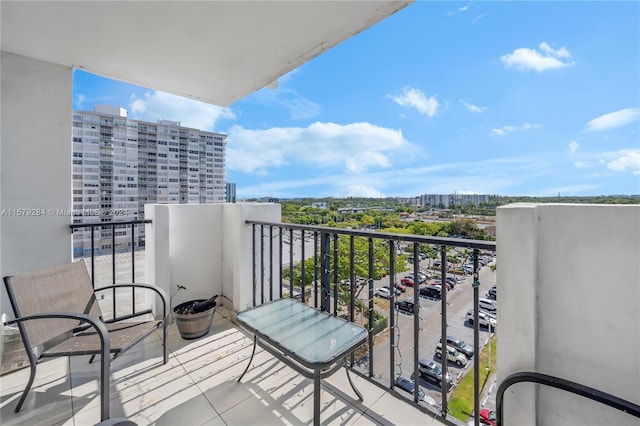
[1,0,412,106]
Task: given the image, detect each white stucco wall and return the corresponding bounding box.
[497,203,640,425]
[0,52,73,318]
[145,203,281,314]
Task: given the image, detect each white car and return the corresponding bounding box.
[435,343,468,367]
[375,287,392,298]
[466,309,497,330]
[478,297,497,313]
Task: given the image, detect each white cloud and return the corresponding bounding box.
[251,87,321,120]
[129,91,235,131]
[461,100,487,113]
[568,141,579,153]
[344,185,385,198]
[227,122,408,174]
[390,87,439,118]
[75,94,86,109]
[490,123,539,136]
[501,42,574,72]
[586,108,640,132]
[606,150,640,174]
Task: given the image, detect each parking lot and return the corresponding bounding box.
[364,256,496,406]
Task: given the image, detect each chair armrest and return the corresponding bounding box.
[4,312,110,351]
[94,283,169,319]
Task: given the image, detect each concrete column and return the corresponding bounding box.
[1,52,73,318]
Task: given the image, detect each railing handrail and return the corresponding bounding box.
[496,371,640,425]
[70,219,152,230]
[246,220,496,251]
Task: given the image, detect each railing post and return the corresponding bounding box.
[314,231,319,308]
[279,226,283,298]
[269,225,274,302]
[440,244,448,416]
[300,229,305,304]
[252,224,256,307]
[260,224,265,304]
[333,233,339,315]
[368,237,374,378]
[289,228,294,299]
[473,248,481,426]
[413,243,420,403]
[320,231,331,312]
[389,240,396,391]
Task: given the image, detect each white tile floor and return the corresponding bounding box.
[1,307,445,426]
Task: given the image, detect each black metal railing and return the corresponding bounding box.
[496,371,640,425]
[69,219,151,319]
[247,220,496,425]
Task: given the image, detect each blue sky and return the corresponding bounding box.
[73,1,640,199]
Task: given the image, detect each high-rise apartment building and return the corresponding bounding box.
[226,182,236,203]
[72,105,227,256]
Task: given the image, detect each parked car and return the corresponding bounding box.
[478,297,497,313]
[395,298,415,314]
[394,377,435,405]
[466,309,497,330]
[487,285,497,299]
[419,285,441,300]
[435,342,468,367]
[418,358,453,387]
[445,276,457,288]
[443,336,475,359]
[375,287,391,298]
[479,408,497,426]
[394,282,407,292]
[400,277,415,287]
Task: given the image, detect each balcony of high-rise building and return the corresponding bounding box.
[1,2,638,425]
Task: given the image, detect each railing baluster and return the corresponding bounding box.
[91,225,95,286]
[473,248,481,426]
[368,237,374,378]
[289,228,294,299]
[389,240,396,390]
[314,231,319,308]
[333,233,338,316]
[300,229,305,305]
[131,222,135,315]
[440,244,448,416]
[252,223,256,307]
[413,242,420,403]
[260,224,265,304]
[320,232,331,312]
[269,225,273,302]
[279,227,283,299]
[349,235,355,366]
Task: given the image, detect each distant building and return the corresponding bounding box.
[226,182,236,202]
[419,193,490,208]
[72,105,227,256]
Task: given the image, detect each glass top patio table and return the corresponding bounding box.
[236,298,367,370]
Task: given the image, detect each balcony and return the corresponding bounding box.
[3,203,638,426]
[1,306,447,426]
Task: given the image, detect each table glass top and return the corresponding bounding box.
[237,298,367,365]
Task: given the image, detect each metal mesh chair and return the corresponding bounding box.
[3,261,169,422]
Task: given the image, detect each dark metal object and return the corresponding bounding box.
[496,371,640,425]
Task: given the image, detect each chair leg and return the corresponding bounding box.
[88,354,96,364]
[162,320,168,364]
[14,356,37,413]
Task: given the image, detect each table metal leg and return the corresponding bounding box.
[314,370,321,426]
[344,364,364,402]
[237,335,257,383]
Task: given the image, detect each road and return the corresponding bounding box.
[364,257,497,407]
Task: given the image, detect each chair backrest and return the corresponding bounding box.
[4,261,103,348]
